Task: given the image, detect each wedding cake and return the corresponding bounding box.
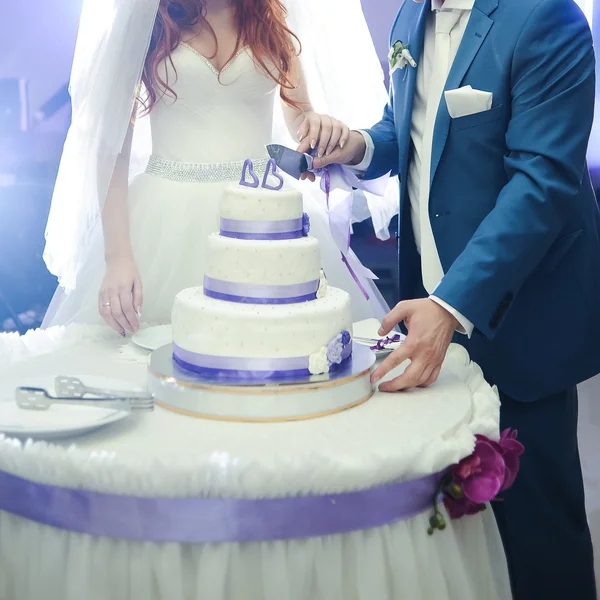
[171,168,353,380]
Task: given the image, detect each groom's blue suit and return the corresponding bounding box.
[363,0,598,597]
[366,0,599,401]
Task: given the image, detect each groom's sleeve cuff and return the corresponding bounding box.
[429,296,474,338]
[346,130,375,174]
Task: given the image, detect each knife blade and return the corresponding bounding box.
[266,144,315,180]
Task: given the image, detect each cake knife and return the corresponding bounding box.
[266,144,315,180]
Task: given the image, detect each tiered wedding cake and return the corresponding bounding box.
[171,180,354,380]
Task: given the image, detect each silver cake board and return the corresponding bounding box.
[147,343,376,422]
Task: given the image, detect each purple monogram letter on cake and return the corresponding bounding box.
[239,159,260,188]
[261,159,284,191]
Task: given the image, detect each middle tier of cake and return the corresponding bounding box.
[205,233,321,291]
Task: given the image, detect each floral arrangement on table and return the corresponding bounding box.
[428,429,524,534]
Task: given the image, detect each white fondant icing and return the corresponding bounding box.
[221,185,303,222]
[205,233,321,286]
[172,287,352,359]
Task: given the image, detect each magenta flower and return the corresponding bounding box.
[428,430,523,534]
[490,428,525,491]
[439,429,523,527]
[456,439,506,502]
[443,494,486,520]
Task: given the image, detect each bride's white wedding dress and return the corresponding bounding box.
[45,43,389,327]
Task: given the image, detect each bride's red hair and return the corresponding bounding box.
[140,0,301,113]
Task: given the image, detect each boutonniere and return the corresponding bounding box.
[389,40,417,73]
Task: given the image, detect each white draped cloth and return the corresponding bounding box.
[0,326,511,600]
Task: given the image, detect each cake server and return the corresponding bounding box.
[15,387,154,412]
[266,144,315,179]
[55,375,149,399]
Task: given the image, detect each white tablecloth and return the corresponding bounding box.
[0,326,511,600]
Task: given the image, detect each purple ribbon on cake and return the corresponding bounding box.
[173,340,352,379]
[0,467,443,543]
[220,214,309,241]
[203,276,319,305]
[314,166,388,301]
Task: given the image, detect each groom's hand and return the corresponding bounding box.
[371,299,458,392]
[299,131,367,180]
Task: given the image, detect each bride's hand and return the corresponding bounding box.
[98,256,143,335]
[295,111,350,159]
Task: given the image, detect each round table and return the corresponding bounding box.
[0,325,511,600]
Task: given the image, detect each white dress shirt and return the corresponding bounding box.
[355,0,475,336]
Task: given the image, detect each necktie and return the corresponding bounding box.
[420,9,462,293]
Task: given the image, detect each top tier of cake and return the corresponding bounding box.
[205,185,322,302]
[221,184,304,224]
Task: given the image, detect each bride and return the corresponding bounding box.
[42,0,398,334]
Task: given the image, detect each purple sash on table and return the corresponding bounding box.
[0,468,442,542]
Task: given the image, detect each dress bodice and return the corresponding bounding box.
[149,44,278,164]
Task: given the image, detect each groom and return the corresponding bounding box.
[306,0,599,597]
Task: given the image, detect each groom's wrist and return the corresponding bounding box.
[429,295,474,338]
[348,130,374,171]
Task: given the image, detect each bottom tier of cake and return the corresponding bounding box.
[172,286,353,378]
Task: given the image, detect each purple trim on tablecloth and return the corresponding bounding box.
[0,468,443,542]
[203,276,319,304]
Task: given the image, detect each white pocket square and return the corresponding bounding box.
[444,86,493,119]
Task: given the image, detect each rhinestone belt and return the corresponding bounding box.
[145,156,269,183]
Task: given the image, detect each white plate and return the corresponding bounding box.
[131,325,172,351]
[0,375,140,440]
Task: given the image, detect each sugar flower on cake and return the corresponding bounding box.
[309,330,352,374]
[302,212,310,237]
[308,347,329,375]
[326,330,351,365]
[341,330,351,346]
[316,270,329,299]
[326,334,345,365]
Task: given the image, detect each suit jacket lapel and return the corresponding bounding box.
[429,0,497,186]
[391,0,430,187]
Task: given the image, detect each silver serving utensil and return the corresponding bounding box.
[55,376,149,399]
[15,387,154,412]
